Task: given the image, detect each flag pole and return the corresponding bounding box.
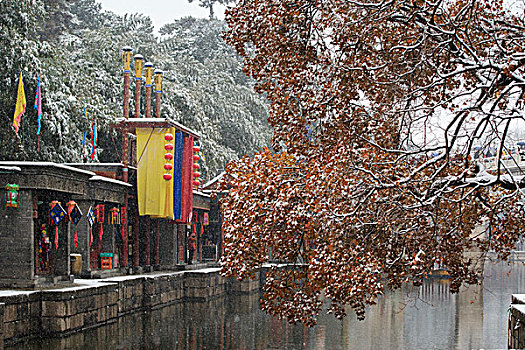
[22,110,24,150]
[13,71,27,151]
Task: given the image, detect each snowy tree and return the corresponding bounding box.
[187,0,235,19]
[0,0,43,158]
[156,17,270,175]
[0,0,270,178]
[219,0,525,325]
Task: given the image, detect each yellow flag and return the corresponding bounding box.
[137,127,175,219]
[12,72,26,133]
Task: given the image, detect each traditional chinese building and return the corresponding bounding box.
[0,48,222,288]
[0,162,129,287]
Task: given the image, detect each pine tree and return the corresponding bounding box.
[0,0,269,178]
[187,0,234,19]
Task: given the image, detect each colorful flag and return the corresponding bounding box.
[35,76,42,135]
[49,203,66,250]
[173,133,183,220]
[136,127,176,219]
[90,118,97,160]
[70,205,82,248]
[87,206,94,247]
[13,72,26,133]
[179,135,194,223]
[49,203,67,225]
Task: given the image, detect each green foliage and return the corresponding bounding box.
[0,0,269,179]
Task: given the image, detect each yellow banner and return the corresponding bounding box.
[12,72,26,133]
[137,127,175,218]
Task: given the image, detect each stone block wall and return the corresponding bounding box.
[0,303,4,350]
[40,284,118,335]
[228,271,260,294]
[1,268,260,345]
[509,294,525,348]
[115,278,144,314]
[0,190,34,286]
[0,292,40,342]
[143,273,184,309]
[184,269,226,301]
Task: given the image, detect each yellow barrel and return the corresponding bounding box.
[70,254,82,275]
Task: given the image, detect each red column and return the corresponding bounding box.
[145,84,152,118]
[121,51,131,267]
[121,195,128,268]
[154,220,160,265]
[145,217,151,266]
[155,91,161,118]
[133,211,140,267]
[123,72,130,119]
[134,79,141,118]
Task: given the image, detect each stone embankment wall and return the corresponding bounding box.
[0,268,259,345]
[508,294,525,348]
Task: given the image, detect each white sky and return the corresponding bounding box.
[98,0,226,31]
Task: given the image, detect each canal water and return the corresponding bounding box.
[9,260,525,349]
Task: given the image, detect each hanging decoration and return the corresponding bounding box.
[121,207,127,242]
[203,212,209,226]
[48,200,58,225]
[173,133,183,220]
[163,133,175,181]
[90,116,97,161]
[199,151,207,181]
[12,72,26,135]
[110,207,121,244]
[49,201,66,249]
[110,207,120,224]
[35,76,42,135]
[87,206,94,247]
[5,184,20,209]
[38,224,50,272]
[192,144,201,188]
[95,204,105,242]
[67,201,83,248]
[82,106,88,157]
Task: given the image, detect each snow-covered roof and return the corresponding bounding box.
[89,175,132,187]
[203,171,225,189]
[0,166,21,172]
[114,117,201,138]
[0,161,95,176]
[67,163,125,167]
[193,190,211,198]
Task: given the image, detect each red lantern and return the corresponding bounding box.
[96,204,105,223]
[120,207,127,242]
[193,155,200,161]
[164,163,173,171]
[121,207,127,224]
[165,143,174,151]
[193,172,201,178]
[165,153,174,161]
[164,133,174,141]
[95,204,105,242]
[163,173,173,181]
[193,180,201,187]
[192,163,200,169]
[193,146,200,153]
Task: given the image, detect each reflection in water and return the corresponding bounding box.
[9,260,525,349]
